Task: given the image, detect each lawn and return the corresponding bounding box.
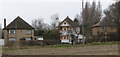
[2,41,119,55]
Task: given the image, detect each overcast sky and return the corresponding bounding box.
[0,0,116,28]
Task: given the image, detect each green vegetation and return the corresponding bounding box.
[2,41,119,53]
[43,30,60,40]
[86,41,119,45]
[34,29,45,36]
[42,44,76,48]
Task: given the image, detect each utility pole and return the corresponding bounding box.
[82,0,85,44]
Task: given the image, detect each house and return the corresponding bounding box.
[58,16,81,43]
[92,19,118,41]
[92,21,117,36]
[3,16,34,46]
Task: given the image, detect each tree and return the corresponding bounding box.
[74,14,83,25]
[43,30,60,40]
[74,14,83,34]
[103,1,120,27]
[74,14,79,22]
[32,18,51,36]
[32,18,44,30]
[51,14,59,30]
[103,1,120,41]
[81,1,102,37]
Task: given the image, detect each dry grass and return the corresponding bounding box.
[2,42,119,55]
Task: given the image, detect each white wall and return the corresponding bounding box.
[60,21,70,26]
[61,40,69,43]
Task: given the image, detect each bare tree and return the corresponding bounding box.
[103,1,120,41]
[74,14,82,25]
[51,13,59,30]
[32,18,44,30]
[32,18,53,36]
[81,1,102,36]
[103,1,120,26]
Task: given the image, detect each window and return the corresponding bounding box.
[25,38,31,40]
[64,22,66,24]
[66,37,68,39]
[26,30,31,34]
[63,37,68,39]
[9,38,16,41]
[9,30,16,34]
[64,28,66,31]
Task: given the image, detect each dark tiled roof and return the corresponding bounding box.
[59,16,80,27]
[92,21,103,27]
[92,18,117,28]
[3,16,34,30]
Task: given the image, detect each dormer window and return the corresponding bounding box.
[9,30,16,34]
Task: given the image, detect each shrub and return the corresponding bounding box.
[43,30,60,40]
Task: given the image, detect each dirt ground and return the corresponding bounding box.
[3,44,118,55]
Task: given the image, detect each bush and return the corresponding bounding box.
[92,32,118,42]
[34,29,45,36]
[43,30,60,40]
[107,32,118,41]
[6,40,60,46]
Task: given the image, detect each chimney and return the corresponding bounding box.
[4,18,6,28]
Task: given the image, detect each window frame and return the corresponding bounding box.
[25,38,31,41]
[9,37,16,41]
[26,30,32,34]
[9,30,16,34]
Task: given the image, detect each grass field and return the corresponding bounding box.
[2,42,119,55]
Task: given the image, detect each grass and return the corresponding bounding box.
[42,44,75,48]
[2,41,119,53]
[87,41,119,45]
[41,41,119,48]
[0,46,2,53]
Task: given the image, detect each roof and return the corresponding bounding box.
[59,16,80,27]
[3,16,34,30]
[92,18,117,28]
[92,21,103,27]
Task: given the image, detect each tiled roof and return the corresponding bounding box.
[92,18,117,28]
[59,16,80,27]
[3,16,34,30]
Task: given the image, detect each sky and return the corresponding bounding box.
[0,0,116,28]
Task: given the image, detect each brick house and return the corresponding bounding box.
[3,16,34,46]
[92,21,117,36]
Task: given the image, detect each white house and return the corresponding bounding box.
[58,16,81,43]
